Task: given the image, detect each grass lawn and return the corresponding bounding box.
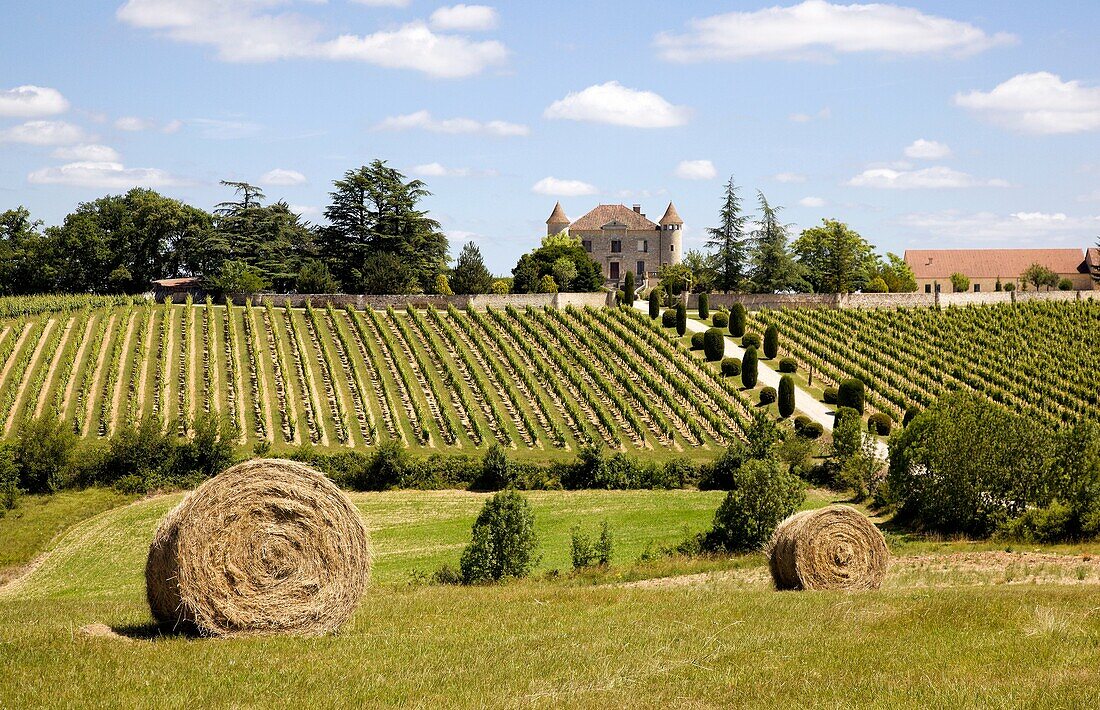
[3,488,1100,707]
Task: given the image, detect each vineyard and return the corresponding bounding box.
[0,298,756,457]
[748,299,1100,427]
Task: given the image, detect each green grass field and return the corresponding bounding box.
[3,489,1100,707]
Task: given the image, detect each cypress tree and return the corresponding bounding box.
[742,346,759,388]
[675,302,687,336]
[778,375,795,418]
[763,324,779,359]
[648,289,660,319]
[730,302,747,337]
[698,292,709,320]
[623,271,635,306]
[703,328,724,362]
[838,378,865,414]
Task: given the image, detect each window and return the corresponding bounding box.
[974,284,981,293]
[636,239,648,253]
[925,284,931,294]
[611,240,621,253]
[935,283,941,293]
[582,240,592,253]
[670,245,674,252]
[637,260,645,277]
[609,262,620,279]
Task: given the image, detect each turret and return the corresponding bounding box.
[658,202,684,265]
[546,201,571,236]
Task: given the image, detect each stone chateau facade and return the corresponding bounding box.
[546,202,683,286]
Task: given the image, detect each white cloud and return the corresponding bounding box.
[116,1,508,78]
[799,196,826,207]
[429,5,498,32]
[0,120,89,145]
[904,139,952,159]
[51,144,121,162]
[189,118,263,140]
[162,119,184,134]
[674,160,717,180]
[375,110,528,136]
[532,177,598,197]
[260,168,306,186]
[544,81,690,129]
[790,107,831,123]
[773,172,807,183]
[289,204,321,218]
[848,166,1009,189]
[656,0,1015,62]
[115,116,157,131]
[0,85,69,117]
[27,161,187,188]
[899,210,1098,244]
[410,162,496,178]
[955,72,1100,134]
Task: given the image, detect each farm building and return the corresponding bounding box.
[904,248,1096,293]
[547,202,683,287]
[150,276,205,301]
[1088,247,1100,284]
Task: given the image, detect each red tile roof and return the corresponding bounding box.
[905,249,1087,279]
[1087,247,1100,271]
[659,202,683,226]
[570,204,657,231]
[546,201,570,226]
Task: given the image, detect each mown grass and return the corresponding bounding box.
[3,488,1100,708]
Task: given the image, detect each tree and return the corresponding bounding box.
[703,328,724,362]
[511,233,601,293]
[874,253,917,293]
[459,490,539,583]
[538,274,558,293]
[742,346,759,388]
[622,271,635,306]
[763,324,779,359]
[14,416,78,494]
[950,272,970,293]
[778,375,795,418]
[749,192,806,293]
[657,262,694,296]
[359,251,418,294]
[706,177,750,292]
[434,273,453,296]
[648,289,660,319]
[0,207,56,295]
[1022,263,1059,291]
[682,249,718,294]
[729,302,747,337]
[450,241,494,294]
[675,302,687,336]
[698,292,709,320]
[206,260,270,297]
[703,457,804,552]
[551,257,578,291]
[296,259,339,293]
[319,160,447,293]
[491,279,509,294]
[793,219,878,294]
[216,182,314,291]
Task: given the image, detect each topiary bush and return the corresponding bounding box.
[623,271,635,306]
[698,292,709,320]
[800,421,824,439]
[690,332,705,350]
[838,378,866,414]
[778,375,795,418]
[741,346,759,388]
[661,309,676,328]
[742,332,761,350]
[903,405,920,427]
[459,490,539,584]
[763,324,779,359]
[778,357,798,373]
[730,302,747,337]
[712,311,728,328]
[793,415,811,432]
[823,387,839,405]
[703,328,724,362]
[721,357,742,377]
[675,302,687,336]
[867,412,892,436]
[648,290,660,319]
[702,457,805,552]
[759,386,777,405]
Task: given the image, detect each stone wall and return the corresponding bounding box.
[687,289,1098,312]
[233,291,611,310]
[689,293,838,310]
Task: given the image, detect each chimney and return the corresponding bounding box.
[632,204,642,214]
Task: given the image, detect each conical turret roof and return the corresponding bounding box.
[546,201,570,225]
[659,201,683,226]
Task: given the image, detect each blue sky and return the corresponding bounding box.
[2,1,1099,274]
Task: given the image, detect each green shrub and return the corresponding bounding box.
[474,443,515,491]
[697,441,748,490]
[703,328,724,362]
[867,412,893,436]
[778,375,795,418]
[675,302,687,336]
[903,405,920,427]
[623,271,636,305]
[729,302,747,337]
[801,422,824,440]
[698,293,709,320]
[570,525,595,569]
[721,357,742,377]
[648,289,660,319]
[460,490,539,583]
[759,386,777,405]
[661,309,676,328]
[702,457,805,552]
[0,445,19,515]
[712,312,729,329]
[778,357,798,373]
[823,387,839,405]
[864,276,889,293]
[1058,278,1074,291]
[793,415,811,432]
[838,378,865,414]
[742,332,761,350]
[763,324,779,359]
[13,415,79,494]
[741,346,759,388]
[690,332,705,350]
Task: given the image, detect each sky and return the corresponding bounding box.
[2,0,1099,274]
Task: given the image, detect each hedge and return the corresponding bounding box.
[759,386,777,405]
[691,332,705,350]
[742,333,761,350]
[712,312,729,329]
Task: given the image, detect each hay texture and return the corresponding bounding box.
[146,458,370,637]
[768,505,888,591]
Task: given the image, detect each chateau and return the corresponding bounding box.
[546,202,683,286]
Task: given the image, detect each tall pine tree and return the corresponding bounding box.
[750,192,805,294]
[706,177,750,293]
[451,241,494,294]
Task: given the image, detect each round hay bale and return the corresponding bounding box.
[767,505,888,591]
[146,458,370,637]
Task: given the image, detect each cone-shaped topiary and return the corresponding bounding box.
[648,290,660,319]
[698,293,709,320]
[763,324,779,359]
[675,302,687,336]
[778,374,795,418]
[730,302,747,337]
[742,346,759,388]
[623,271,635,306]
[703,327,724,362]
